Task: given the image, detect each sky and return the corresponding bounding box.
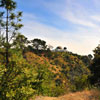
[15,0,100,55]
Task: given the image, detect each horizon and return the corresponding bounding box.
[15,0,100,55]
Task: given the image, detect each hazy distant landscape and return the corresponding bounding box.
[0,0,100,100]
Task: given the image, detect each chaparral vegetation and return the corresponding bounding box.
[0,0,100,100]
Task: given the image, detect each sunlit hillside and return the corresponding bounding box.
[0,0,100,99]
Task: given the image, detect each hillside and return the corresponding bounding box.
[0,31,99,100]
[24,51,91,95]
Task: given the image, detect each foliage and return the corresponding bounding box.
[0,50,36,100]
[24,52,67,97]
[31,38,47,51]
[0,0,23,69]
[49,52,90,91]
[12,33,29,51]
[0,0,23,44]
[90,44,100,86]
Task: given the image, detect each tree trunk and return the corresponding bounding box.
[6,9,9,68]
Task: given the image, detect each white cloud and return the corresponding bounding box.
[42,0,98,28]
[91,15,100,22]
[60,11,97,28]
[23,13,37,20]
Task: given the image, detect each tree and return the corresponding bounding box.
[13,33,29,50]
[0,0,28,99]
[0,51,36,100]
[0,0,23,67]
[90,44,100,85]
[31,38,47,50]
[88,54,93,60]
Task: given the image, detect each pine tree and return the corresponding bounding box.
[0,0,23,67]
[0,0,24,99]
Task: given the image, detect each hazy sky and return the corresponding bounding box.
[16,0,100,55]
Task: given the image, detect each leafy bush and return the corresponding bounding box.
[0,51,36,100]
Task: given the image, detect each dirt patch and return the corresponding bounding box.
[34,90,100,100]
[35,96,57,100]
